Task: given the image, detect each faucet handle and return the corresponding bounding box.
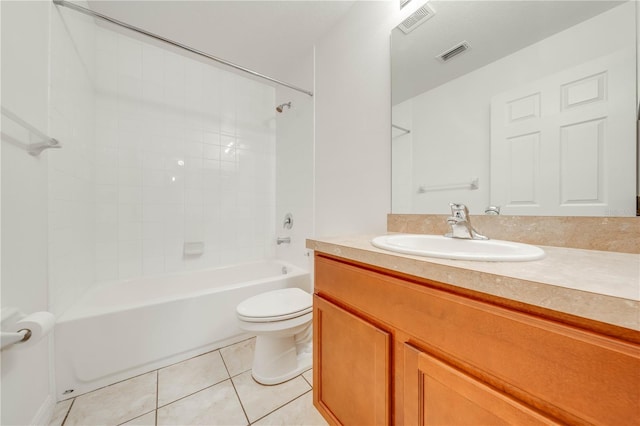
[283,213,293,229]
[485,205,501,215]
[449,203,469,220]
[445,203,489,240]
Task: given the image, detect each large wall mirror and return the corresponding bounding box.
[391,0,638,216]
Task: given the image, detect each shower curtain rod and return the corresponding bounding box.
[52,0,314,97]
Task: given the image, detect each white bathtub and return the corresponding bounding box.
[54,260,310,400]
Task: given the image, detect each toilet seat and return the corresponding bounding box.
[236,288,312,323]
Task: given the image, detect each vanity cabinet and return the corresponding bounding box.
[312,253,640,426]
[313,296,391,425]
[402,344,558,425]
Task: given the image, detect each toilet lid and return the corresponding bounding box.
[237,288,312,322]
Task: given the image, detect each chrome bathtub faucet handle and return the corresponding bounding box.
[444,203,488,240]
[283,213,293,229]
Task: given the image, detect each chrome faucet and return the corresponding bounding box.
[445,203,488,240]
[277,236,291,245]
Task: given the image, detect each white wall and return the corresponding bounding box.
[1,1,55,424]
[393,2,636,214]
[92,28,277,283]
[275,89,314,269]
[273,47,315,270]
[314,1,401,237]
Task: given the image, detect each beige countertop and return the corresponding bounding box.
[306,234,640,331]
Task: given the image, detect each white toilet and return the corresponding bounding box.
[236,287,313,385]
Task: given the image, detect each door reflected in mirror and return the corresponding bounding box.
[391,0,638,216]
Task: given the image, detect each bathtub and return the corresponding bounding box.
[54,260,310,400]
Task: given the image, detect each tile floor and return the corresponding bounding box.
[49,338,328,426]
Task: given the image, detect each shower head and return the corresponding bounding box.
[276,102,292,113]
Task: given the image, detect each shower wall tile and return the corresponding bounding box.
[48,3,97,315]
[143,257,166,276]
[95,262,118,283]
[93,29,276,283]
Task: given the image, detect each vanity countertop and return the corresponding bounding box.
[306,234,640,331]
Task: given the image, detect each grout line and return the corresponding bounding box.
[229,378,251,426]
[155,335,255,379]
[155,369,159,425]
[230,368,251,379]
[301,368,313,387]
[60,398,75,426]
[219,340,257,381]
[219,348,233,378]
[154,347,233,409]
[249,388,313,425]
[220,350,251,425]
[115,409,156,426]
[155,378,231,410]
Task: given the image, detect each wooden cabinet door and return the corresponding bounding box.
[403,344,560,426]
[313,295,391,426]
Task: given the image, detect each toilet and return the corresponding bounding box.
[236,287,313,385]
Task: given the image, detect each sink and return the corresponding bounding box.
[371,234,545,262]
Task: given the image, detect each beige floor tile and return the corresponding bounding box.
[220,337,256,377]
[64,372,157,426]
[232,371,311,423]
[302,369,313,387]
[158,350,229,407]
[157,380,247,426]
[120,411,156,425]
[253,391,328,426]
[49,399,73,426]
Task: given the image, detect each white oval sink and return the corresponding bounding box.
[371,234,545,262]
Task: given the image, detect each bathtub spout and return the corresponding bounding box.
[276,236,291,245]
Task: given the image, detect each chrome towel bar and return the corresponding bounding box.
[1,107,62,156]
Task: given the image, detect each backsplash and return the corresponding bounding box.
[388,214,639,254]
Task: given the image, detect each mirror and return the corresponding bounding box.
[391,0,638,216]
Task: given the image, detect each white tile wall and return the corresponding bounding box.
[93,29,276,282]
[48,10,279,313]
[48,3,96,316]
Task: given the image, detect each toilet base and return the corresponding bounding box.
[250,324,313,385]
[252,350,312,385]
